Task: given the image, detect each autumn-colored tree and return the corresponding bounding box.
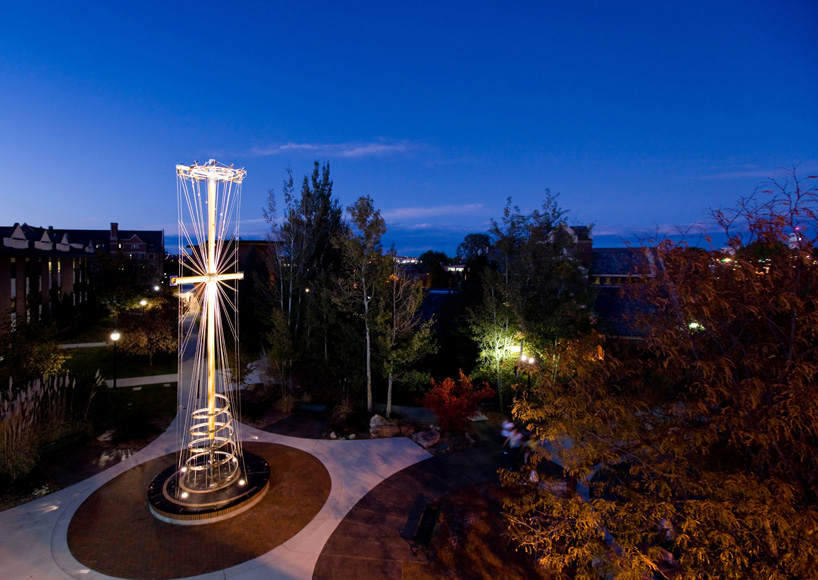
[505,172,818,579]
[420,371,494,433]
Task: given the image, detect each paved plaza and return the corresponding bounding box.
[0,416,441,579]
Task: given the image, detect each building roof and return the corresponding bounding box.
[1,222,165,259]
[591,247,655,276]
[61,226,163,252]
[0,223,94,258]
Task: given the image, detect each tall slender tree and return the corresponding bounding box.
[469,269,518,409]
[263,161,344,383]
[379,250,435,418]
[336,196,388,412]
[263,161,343,339]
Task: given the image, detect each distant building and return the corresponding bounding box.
[62,222,164,276]
[551,223,593,265]
[0,222,165,330]
[590,247,659,338]
[590,247,657,287]
[0,223,94,328]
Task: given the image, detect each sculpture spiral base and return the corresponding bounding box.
[147,451,270,525]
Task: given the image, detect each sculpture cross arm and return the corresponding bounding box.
[171,272,244,286]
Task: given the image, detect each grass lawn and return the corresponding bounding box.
[97,383,178,434]
[63,347,177,379]
[57,316,117,344]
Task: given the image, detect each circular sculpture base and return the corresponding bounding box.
[148,451,270,524]
[67,442,331,580]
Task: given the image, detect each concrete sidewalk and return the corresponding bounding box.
[102,356,270,388]
[104,373,178,388]
[59,342,108,349]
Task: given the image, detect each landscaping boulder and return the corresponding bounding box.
[369,414,388,428]
[370,423,401,438]
[97,430,115,443]
[411,428,440,449]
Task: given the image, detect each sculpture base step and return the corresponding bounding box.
[147,450,270,525]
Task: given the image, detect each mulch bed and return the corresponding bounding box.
[67,441,330,579]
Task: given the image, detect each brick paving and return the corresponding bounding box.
[312,422,503,580]
[67,442,330,579]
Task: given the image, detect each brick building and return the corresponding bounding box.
[63,222,164,275]
[0,222,164,330]
[0,223,94,328]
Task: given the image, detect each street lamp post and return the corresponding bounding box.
[111,331,121,388]
[525,355,536,389]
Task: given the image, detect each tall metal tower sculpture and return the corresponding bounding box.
[148,160,269,524]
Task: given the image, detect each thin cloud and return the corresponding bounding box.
[383,203,485,220]
[697,164,818,180]
[249,140,417,158]
[697,170,776,180]
[593,221,712,238]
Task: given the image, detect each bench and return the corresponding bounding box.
[411,502,440,556]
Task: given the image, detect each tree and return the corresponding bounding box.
[263,161,343,341]
[490,192,592,350]
[91,250,152,317]
[420,371,494,433]
[469,269,518,409]
[469,192,592,408]
[457,232,491,261]
[506,173,818,579]
[262,161,346,387]
[378,250,435,418]
[0,317,67,392]
[336,195,389,413]
[418,250,449,273]
[117,295,176,365]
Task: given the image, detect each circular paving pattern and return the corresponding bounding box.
[67,442,330,579]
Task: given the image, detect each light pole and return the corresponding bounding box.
[111,331,120,388]
[524,355,536,390]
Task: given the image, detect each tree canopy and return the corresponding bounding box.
[506,173,818,579]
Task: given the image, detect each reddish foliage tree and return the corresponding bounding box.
[421,371,494,432]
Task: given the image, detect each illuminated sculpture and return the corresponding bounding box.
[148,160,269,524]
